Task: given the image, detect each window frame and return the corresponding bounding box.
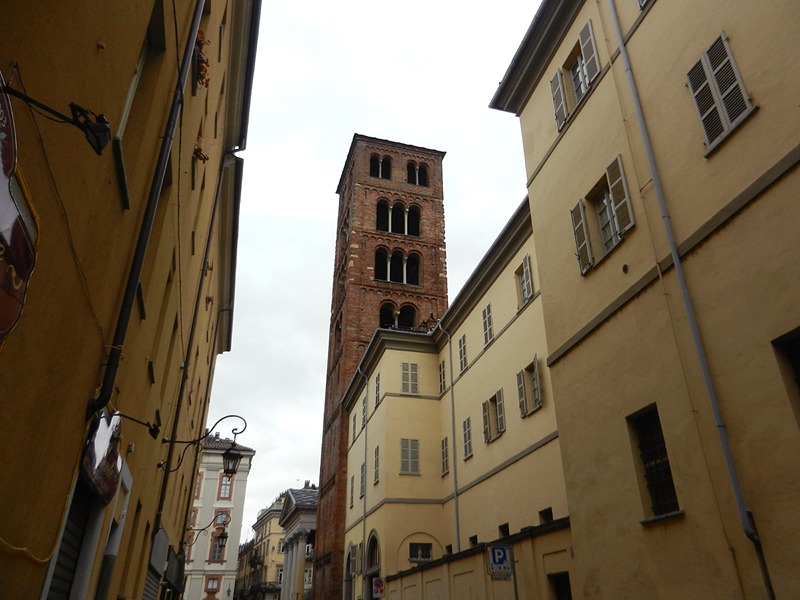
[409,542,433,563]
[517,356,543,417]
[482,390,506,443]
[462,417,473,459]
[628,405,680,518]
[218,474,233,500]
[400,438,420,474]
[458,335,468,372]
[550,21,601,130]
[401,362,419,394]
[438,360,446,394]
[482,304,494,345]
[516,255,534,307]
[441,437,449,475]
[373,445,380,484]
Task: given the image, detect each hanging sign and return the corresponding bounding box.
[0,71,38,342]
[81,410,123,504]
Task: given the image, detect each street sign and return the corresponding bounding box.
[373,576,385,598]
[487,544,514,578]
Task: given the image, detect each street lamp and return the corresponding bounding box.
[159,414,247,473]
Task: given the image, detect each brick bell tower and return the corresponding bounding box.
[313,135,449,599]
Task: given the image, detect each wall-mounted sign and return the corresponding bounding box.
[0,71,38,343]
[81,410,122,504]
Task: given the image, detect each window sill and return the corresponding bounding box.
[639,509,685,526]
[399,472,421,476]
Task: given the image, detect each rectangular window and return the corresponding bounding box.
[482,304,494,345]
[304,568,313,584]
[517,356,543,417]
[218,475,232,500]
[374,445,380,484]
[687,33,753,153]
[438,360,446,394]
[276,567,284,583]
[375,373,381,406]
[629,406,680,516]
[549,572,573,600]
[458,335,468,372]
[306,543,314,558]
[409,543,432,563]
[550,21,601,130]
[349,475,354,508]
[206,576,221,592]
[400,438,420,474]
[352,411,357,442]
[516,255,533,306]
[214,510,229,526]
[441,437,449,475]
[278,539,285,553]
[210,534,225,561]
[571,155,634,274]
[359,462,366,498]
[462,417,473,459]
[401,362,419,394]
[482,390,506,442]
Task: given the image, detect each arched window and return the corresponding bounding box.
[407,206,420,236]
[369,155,392,179]
[390,203,405,234]
[379,303,396,328]
[406,253,420,285]
[398,305,416,329]
[389,251,404,283]
[374,248,388,281]
[376,200,390,232]
[418,163,429,186]
[406,161,417,184]
[367,533,381,573]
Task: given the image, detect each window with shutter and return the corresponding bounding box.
[463,418,473,459]
[402,362,419,394]
[400,438,419,474]
[441,437,449,475]
[483,391,506,442]
[458,335,468,372]
[687,33,753,152]
[518,356,543,417]
[550,21,602,130]
[374,445,380,483]
[571,156,635,274]
[482,304,494,345]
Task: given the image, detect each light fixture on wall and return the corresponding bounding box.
[1,82,111,155]
[158,414,247,473]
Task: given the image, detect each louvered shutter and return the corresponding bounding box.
[410,439,419,473]
[531,356,542,409]
[607,156,634,235]
[482,401,491,442]
[570,201,594,274]
[687,58,724,146]
[496,390,506,433]
[706,34,751,128]
[579,21,601,83]
[522,255,533,302]
[401,363,410,393]
[410,363,418,394]
[517,371,527,416]
[550,71,568,130]
[400,438,410,472]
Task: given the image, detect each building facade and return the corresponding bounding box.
[278,483,318,600]
[0,1,260,598]
[314,135,449,600]
[236,494,287,600]
[342,202,573,599]
[488,0,799,597]
[184,435,255,599]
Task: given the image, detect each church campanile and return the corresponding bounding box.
[313,135,448,599]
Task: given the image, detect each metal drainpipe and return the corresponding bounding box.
[435,321,461,553]
[605,1,774,596]
[85,0,207,420]
[355,365,369,599]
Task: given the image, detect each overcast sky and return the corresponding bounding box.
[207,0,542,541]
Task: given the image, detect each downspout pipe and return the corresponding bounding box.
[435,321,461,553]
[605,1,774,596]
[85,0,206,420]
[355,365,369,599]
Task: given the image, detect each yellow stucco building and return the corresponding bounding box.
[0,1,260,598]
[341,0,799,598]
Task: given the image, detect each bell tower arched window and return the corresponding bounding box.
[390,251,404,283]
[406,253,420,285]
[374,248,388,280]
[406,161,429,186]
[398,306,416,329]
[390,203,405,234]
[407,206,420,236]
[370,155,391,179]
[376,200,390,232]
[380,303,397,328]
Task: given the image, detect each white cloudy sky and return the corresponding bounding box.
[207,0,542,540]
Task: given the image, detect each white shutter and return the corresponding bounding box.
[550,70,568,130]
[579,21,601,83]
[482,401,491,442]
[707,34,752,128]
[517,371,527,416]
[570,201,594,274]
[496,390,506,433]
[400,438,410,472]
[687,57,724,146]
[410,363,418,394]
[607,156,634,235]
[401,363,410,393]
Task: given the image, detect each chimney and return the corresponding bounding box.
[304,480,310,489]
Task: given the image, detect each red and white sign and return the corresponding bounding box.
[372,576,384,598]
